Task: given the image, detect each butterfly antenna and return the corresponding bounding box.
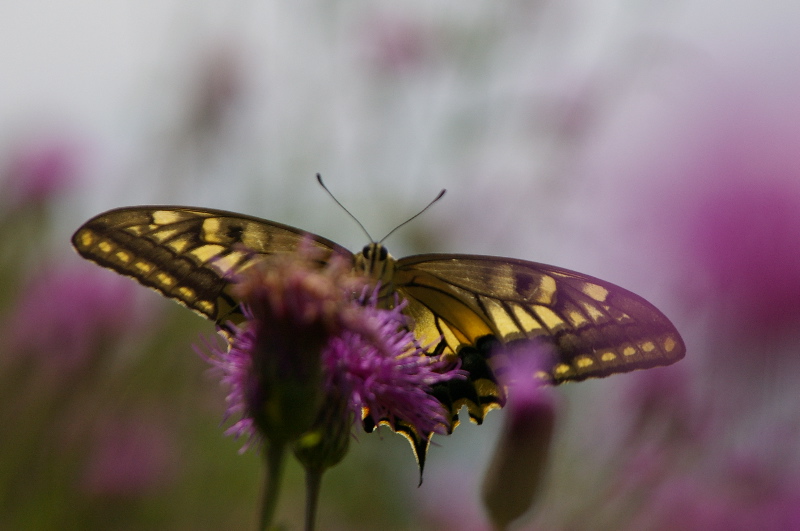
[316,173,374,242]
[379,188,446,244]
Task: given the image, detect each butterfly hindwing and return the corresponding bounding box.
[71,206,351,323]
[394,254,686,423]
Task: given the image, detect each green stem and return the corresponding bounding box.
[304,467,324,531]
[260,443,286,531]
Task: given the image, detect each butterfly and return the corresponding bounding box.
[72,205,685,470]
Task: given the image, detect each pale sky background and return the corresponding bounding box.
[3,1,799,254]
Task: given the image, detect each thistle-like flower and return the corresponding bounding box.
[199,247,465,530]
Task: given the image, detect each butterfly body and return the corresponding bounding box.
[72,206,685,464]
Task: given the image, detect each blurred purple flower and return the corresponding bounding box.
[623,365,705,447]
[2,135,82,208]
[3,267,146,378]
[627,467,800,531]
[482,351,556,530]
[360,13,429,73]
[80,415,178,498]
[415,466,491,531]
[187,44,246,138]
[687,177,800,335]
[634,86,800,339]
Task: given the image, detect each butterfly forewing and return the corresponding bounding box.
[71,206,351,323]
[394,254,685,423]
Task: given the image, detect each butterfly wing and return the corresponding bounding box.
[393,254,685,424]
[72,206,352,324]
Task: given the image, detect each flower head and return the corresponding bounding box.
[324,296,464,438]
[199,248,465,455]
[201,249,358,451]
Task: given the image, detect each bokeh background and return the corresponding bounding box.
[3,1,800,529]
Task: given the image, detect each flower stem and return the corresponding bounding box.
[260,443,286,531]
[304,466,324,531]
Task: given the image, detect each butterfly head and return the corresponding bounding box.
[354,243,396,286]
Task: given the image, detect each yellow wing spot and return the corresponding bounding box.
[124,225,148,236]
[177,286,196,301]
[133,261,154,274]
[166,234,193,254]
[533,305,565,332]
[554,363,571,376]
[155,272,175,287]
[528,274,556,305]
[580,301,607,323]
[98,240,113,254]
[439,321,463,353]
[510,304,545,336]
[196,300,215,315]
[623,346,637,356]
[482,298,522,339]
[534,370,550,381]
[149,227,180,243]
[582,282,609,302]
[201,218,224,244]
[640,341,656,353]
[153,210,191,224]
[76,230,95,248]
[663,335,677,352]
[565,309,589,328]
[474,378,500,398]
[114,250,131,263]
[188,244,225,263]
[575,356,594,368]
[210,250,249,276]
[604,305,633,323]
[464,399,486,423]
[601,351,617,362]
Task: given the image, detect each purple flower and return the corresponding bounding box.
[324,297,463,438]
[200,250,355,452]
[199,249,465,454]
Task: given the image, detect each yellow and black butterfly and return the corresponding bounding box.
[72,203,685,470]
